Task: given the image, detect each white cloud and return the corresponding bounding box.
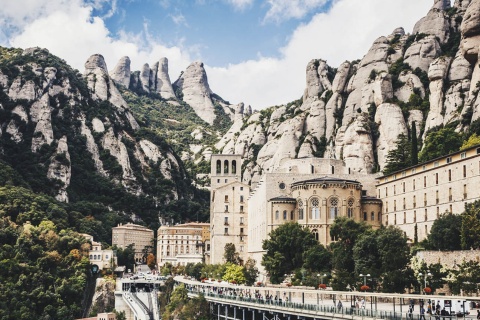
[263,0,329,23]
[208,0,432,109]
[170,13,188,27]
[225,0,255,11]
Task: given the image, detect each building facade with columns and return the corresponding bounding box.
[376,144,480,242]
[156,222,210,267]
[82,234,116,270]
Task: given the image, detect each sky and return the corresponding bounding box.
[0,0,436,110]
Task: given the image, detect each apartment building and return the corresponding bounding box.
[112,223,154,263]
[156,222,210,267]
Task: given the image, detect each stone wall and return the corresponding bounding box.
[416,250,480,269]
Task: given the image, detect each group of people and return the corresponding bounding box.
[408,299,448,320]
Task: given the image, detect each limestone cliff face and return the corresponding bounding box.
[215,0,480,184]
[110,56,131,88]
[0,47,188,209]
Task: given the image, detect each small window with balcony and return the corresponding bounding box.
[224,228,228,235]
[224,217,229,225]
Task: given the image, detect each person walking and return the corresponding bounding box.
[420,306,426,320]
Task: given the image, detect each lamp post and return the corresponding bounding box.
[359,273,371,286]
[318,273,327,284]
[418,271,432,294]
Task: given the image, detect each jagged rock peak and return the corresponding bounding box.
[460,0,480,62]
[174,61,216,125]
[85,54,108,72]
[432,0,452,10]
[110,56,131,88]
[392,27,405,36]
[156,57,176,100]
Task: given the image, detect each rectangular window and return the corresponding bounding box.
[413,195,416,208]
[424,176,426,188]
[240,187,243,191]
[403,212,406,224]
[240,195,244,202]
[224,217,229,225]
[385,201,388,214]
[371,212,375,221]
[225,205,228,212]
[413,179,416,190]
[412,168,417,173]
[240,217,244,225]
[394,185,396,195]
[240,228,244,234]
[435,173,438,185]
[424,193,427,206]
[225,195,229,202]
[283,210,287,220]
[363,212,367,221]
[224,228,228,235]
[446,157,452,164]
[449,188,452,201]
[434,161,439,167]
[436,206,440,218]
[414,210,417,223]
[403,198,406,210]
[240,205,244,213]
[464,184,467,199]
[290,211,294,220]
[394,200,397,211]
[436,190,439,204]
[240,246,244,252]
[461,152,466,159]
[450,204,453,213]
[463,165,467,178]
[424,209,427,221]
[385,187,388,197]
[448,169,451,181]
[403,182,405,192]
[298,209,304,220]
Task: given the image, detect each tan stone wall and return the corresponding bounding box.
[111,223,153,262]
[416,250,480,269]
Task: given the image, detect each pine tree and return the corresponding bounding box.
[383,134,411,175]
[411,121,418,165]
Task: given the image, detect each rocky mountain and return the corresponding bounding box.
[215,0,480,186]
[0,47,209,229]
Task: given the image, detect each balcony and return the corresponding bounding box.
[224,222,229,226]
[224,233,229,236]
[240,222,244,225]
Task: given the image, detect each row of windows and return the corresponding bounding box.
[224,205,244,213]
[381,164,476,198]
[225,195,244,202]
[215,159,237,174]
[297,197,355,220]
[386,207,447,225]
[223,217,245,225]
[89,254,109,260]
[384,185,467,213]
[223,227,245,236]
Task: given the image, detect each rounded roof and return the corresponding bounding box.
[269,196,297,203]
[291,176,361,187]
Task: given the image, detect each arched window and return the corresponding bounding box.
[216,160,221,174]
[347,198,355,218]
[290,211,294,220]
[275,210,279,220]
[283,210,287,220]
[224,160,229,174]
[329,197,339,219]
[298,200,304,220]
[311,198,320,219]
[232,160,237,174]
[312,229,319,241]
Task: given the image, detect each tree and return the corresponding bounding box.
[146,253,156,270]
[114,244,135,272]
[329,217,370,290]
[223,263,246,284]
[460,133,480,150]
[448,260,480,295]
[244,258,259,286]
[383,134,411,175]
[419,127,462,163]
[426,213,462,250]
[411,121,418,165]
[303,244,331,272]
[461,200,480,249]
[224,243,240,264]
[262,222,318,283]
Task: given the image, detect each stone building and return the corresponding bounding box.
[246,157,382,277]
[112,223,154,263]
[210,155,382,277]
[82,234,116,270]
[156,222,210,267]
[377,144,480,242]
[210,154,249,264]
